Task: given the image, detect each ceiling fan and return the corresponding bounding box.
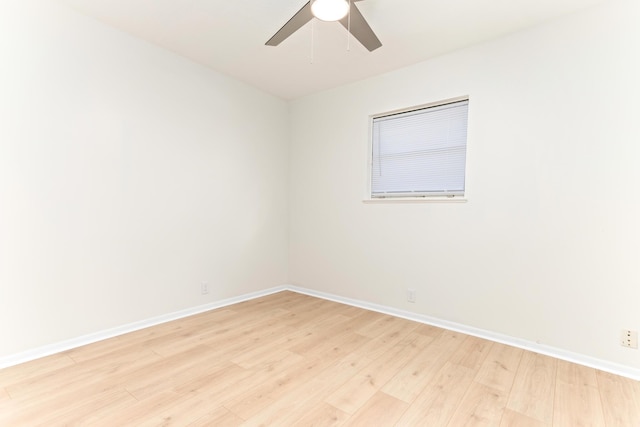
[266,0,382,52]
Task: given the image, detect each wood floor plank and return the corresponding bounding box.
[134,393,230,427]
[446,381,508,427]
[553,380,605,426]
[0,352,76,388]
[238,378,332,426]
[350,317,420,362]
[328,302,373,318]
[313,350,375,386]
[382,330,466,403]
[596,370,640,427]
[171,360,252,397]
[224,353,340,420]
[0,390,17,424]
[6,346,162,403]
[291,402,350,427]
[499,408,549,427]
[288,311,388,359]
[324,332,424,414]
[474,343,523,393]
[274,298,351,329]
[395,361,476,426]
[241,351,375,425]
[556,359,598,388]
[355,313,417,339]
[63,308,238,363]
[222,323,311,369]
[187,406,245,427]
[89,391,182,426]
[295,331,370,361]
[1,386,136,426]
[200,351,305,415]
[1,380,136,425]
[148,308,292,358]
[63,339,161,371]
[506,352,557,425]
[122,345,227,401]
[450,335,494,371]
[343,391,409,427]
[414,323,446,338]
[1,291,638,426]
[45,389,137,426]
[284,314,355,354]
[154,317,294,368]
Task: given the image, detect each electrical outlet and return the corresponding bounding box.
[620,330,638,349]
[201,282,209,295]
[407,288,416,303]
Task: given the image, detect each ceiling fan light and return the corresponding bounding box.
[311,0,349,22]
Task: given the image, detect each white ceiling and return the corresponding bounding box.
[60,0,609,100]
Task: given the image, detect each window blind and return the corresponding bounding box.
[371,99,468,198]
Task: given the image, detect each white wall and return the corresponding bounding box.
[0,1,289,357]
[289,0,640,370]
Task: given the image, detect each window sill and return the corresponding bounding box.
[362,197,467,204]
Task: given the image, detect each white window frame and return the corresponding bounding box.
[365,96,469,203]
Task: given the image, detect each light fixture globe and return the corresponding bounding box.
[311,0,349,22]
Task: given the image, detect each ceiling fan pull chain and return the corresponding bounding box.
[310,19,315,64]
[347,0,351,51]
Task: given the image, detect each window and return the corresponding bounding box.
[370,98,469,199]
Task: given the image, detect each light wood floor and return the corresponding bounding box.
[1,291,639,426]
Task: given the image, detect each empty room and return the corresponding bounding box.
[1,0,639,425]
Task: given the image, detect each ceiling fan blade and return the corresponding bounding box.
[339,3,382,51]
[266,2,313,46]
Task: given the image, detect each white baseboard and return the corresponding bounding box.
[2,283,639,381]
[286,285,640,381]
[0,286,287,370]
